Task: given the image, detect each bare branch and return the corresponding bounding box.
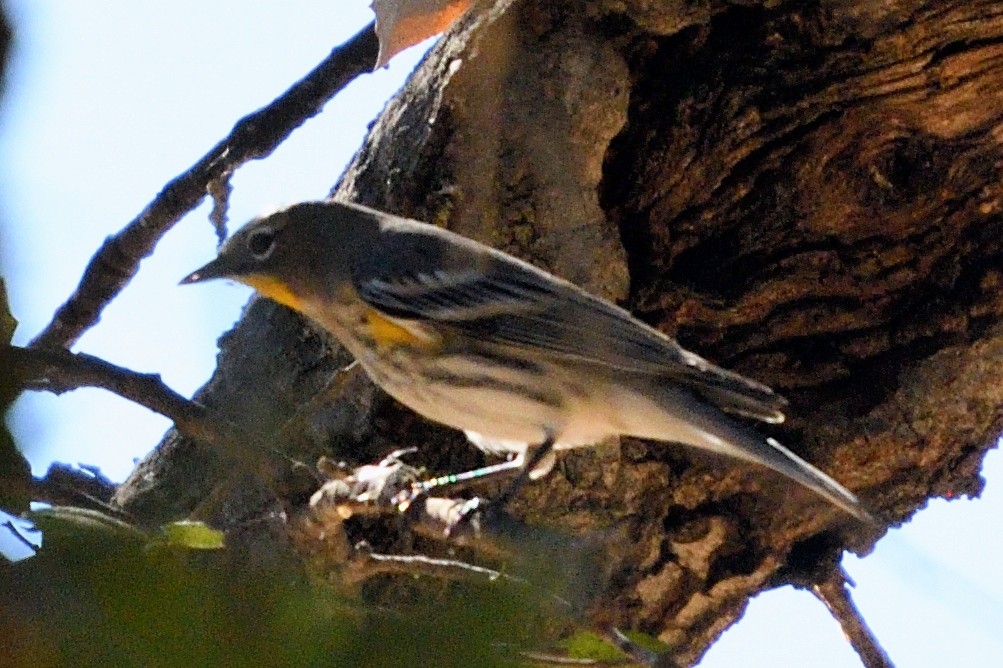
[3,520,38,554]
[7,345,223,446]
[31,463,118,513]
[359,544,530,584]
[7,345,366,514]
[811,569,895,668]
[7,344,290,508]
[517,652,604,666]
[29,22,379,350]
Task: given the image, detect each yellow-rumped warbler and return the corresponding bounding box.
[182,200,875,524]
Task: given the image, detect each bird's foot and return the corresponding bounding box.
[443,496,485,537]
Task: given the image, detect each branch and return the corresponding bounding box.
[811,569,895,668]
[31,463,118,512]
[8,344,284,514]
[6,345,225,449]
[29,22,379,350]
[3,520,38,554]
[357,544,533,584]
[7,344,342,504]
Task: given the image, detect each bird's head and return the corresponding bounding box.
[181,201,371,312]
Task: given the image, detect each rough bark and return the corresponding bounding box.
[114,0,1003,663]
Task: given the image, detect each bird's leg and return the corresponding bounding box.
[441,436,557,536]
[393,433,557,532]
[392,453,525,513]
[493,434,556,507]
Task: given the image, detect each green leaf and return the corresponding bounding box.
[617,629,672,655]
[161,520,225,550]
[4,515,551,668]
[559,630,629,663]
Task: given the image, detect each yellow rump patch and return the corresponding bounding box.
[241,274,305,312]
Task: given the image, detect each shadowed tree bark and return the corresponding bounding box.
[112,0,1003,663]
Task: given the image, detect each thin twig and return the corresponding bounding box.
[517,652,602,665]
[30,22,379,350]
[811,569,895,668]
[360,546,529,584]
[3,520,39,553]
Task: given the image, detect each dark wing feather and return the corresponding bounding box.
[352,217,787,422]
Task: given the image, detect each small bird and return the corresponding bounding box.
[182,200,875,524]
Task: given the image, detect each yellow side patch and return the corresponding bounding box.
[241,274,305,312]
[365,308,438,349]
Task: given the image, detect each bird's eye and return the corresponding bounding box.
[247,229,276,258]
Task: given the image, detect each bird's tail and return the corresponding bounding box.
[620,385,879,525]
[755,434,878,525]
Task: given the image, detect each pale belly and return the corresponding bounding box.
[355,352,625,454]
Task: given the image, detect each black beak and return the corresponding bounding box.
[179,256,231,285]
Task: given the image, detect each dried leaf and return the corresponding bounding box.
[372,0,471,68]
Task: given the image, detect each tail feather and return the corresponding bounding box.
[758,436,879,525]
[634,386,879,525]
[692,383,787,424]
[709,425,878,524]
[698,410,878,524]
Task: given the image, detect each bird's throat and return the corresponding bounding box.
[241,274,305,312]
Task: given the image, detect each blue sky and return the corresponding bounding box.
[1,2,1001,666]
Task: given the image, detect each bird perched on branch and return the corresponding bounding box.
[182,199,876,524]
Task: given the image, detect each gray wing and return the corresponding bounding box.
[352,219,787,423]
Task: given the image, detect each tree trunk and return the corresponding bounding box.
[114,0,1003,662]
